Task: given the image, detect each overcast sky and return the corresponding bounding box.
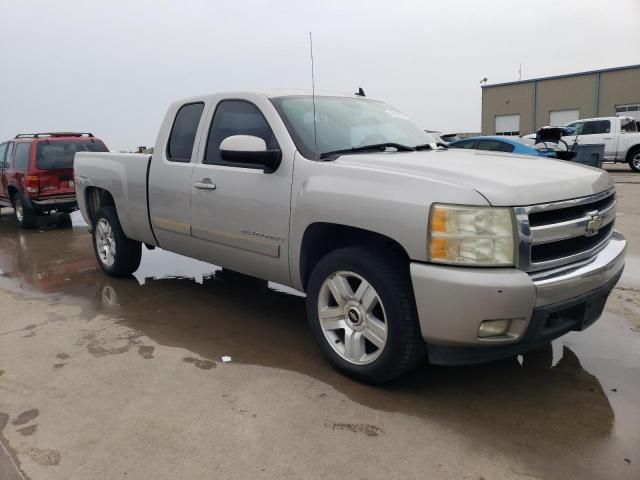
[1,0,639,151]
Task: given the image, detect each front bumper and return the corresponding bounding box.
[410,232,626,365]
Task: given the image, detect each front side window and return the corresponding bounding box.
[167,102,204,162]
[204,100,278,165]
[36,140,108,170]
[581,120,610,135]
[621,118,638,133]
[271,96,435,159]
[13,143,31,170]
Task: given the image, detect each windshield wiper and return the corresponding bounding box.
[319,143,415,159]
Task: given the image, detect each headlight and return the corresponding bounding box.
[428,204,515,266]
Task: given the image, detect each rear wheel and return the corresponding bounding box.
[13,194,38,229]
[92,206,142,277]
[306,246,425,384]
[628,147,640,172]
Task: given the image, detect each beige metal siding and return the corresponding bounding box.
[535,74,597,129]
[482,83,533,135]
[598,68,640,116]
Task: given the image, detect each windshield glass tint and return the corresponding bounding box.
[36,140,108,170]
[272,96,435,158]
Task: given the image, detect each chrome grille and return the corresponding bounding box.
[515,190,616,272]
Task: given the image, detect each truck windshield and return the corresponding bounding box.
[271,96,436,159]
[36,140,108,170]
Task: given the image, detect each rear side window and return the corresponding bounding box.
[36,140,108,170]
[476,140,515,153]
[0,143,7,168]
[581,120,610,135]
[167,102,204,162]
[204,100,278,165]
[13,143,32,170]
[450,140,476,149]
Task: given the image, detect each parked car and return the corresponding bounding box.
[74,91,625,384]
[0,132,108,228]
[449,136,557,157]
[562,117,640,171]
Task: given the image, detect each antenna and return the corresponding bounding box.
[309,32,319,160]
[519,63,522,81]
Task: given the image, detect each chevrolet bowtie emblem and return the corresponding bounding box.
[586,210,604,236]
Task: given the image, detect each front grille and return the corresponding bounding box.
[531,223,613,263]
[529,193,615,227]
[517,190,616,272]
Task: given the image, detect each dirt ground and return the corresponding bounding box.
[0,165,638,480]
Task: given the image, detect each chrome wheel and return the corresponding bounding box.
[317,270,388,365]
[633,153,640,170]
[14,199,24,223]
[95,218,116,268]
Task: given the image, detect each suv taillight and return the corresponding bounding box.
[25,175,39,195]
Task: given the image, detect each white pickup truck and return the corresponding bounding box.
[74,91,626,383]
[523,116,640,171]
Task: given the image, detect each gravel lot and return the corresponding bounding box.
[0,165,638,480]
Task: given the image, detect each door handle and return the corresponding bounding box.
[193,179,216,190]
[603,137,612,140]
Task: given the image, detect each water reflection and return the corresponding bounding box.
[0,211,620,470]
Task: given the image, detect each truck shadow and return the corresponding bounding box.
[0,212,615,467]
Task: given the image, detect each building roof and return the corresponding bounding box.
[482,64,640,89]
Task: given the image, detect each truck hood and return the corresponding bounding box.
[335,149,613,206]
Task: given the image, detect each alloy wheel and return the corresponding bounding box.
[95,218,116,267]
[317,270,388,365]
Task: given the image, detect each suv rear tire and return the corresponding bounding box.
[306,246,425,384]
[13,194,38,229]
[92,206,142,277]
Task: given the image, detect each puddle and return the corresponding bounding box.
[0,211,639,474]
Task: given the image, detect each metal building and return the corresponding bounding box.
[481,64,640,136]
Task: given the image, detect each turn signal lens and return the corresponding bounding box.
[428,204,515,266]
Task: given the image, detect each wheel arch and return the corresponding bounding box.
[625,144,640,162]
[84,187,116,225]
[299,222,411,292]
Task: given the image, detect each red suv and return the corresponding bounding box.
[0,132,108,228]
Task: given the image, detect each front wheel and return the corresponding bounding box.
[306,246,425,384]
[92,207,142,277]
[628,147,640,172]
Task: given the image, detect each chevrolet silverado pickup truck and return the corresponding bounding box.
[74,91,626,383]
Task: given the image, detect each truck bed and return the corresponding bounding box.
[74,152,157,246]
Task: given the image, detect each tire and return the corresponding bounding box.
[92,206,142,277]
[12,193,38,229]
[628,147,640,172]
[306,246,425,384]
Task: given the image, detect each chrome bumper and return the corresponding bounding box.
[410,232,626,349]
[531,232,626,306]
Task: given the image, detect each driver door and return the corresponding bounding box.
[189,97,293,285]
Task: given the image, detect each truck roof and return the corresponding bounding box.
[571,116,632,122]
[172,89,372,105]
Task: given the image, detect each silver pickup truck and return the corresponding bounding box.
[75,91,626,383]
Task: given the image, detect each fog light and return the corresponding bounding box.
[478,319,511,338]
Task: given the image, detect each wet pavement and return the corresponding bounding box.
[0,168,638,480]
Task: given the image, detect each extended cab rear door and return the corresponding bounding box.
[148,101,206,256]
[189,94,294,285]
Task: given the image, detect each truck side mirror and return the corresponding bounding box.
[219,135,282,173]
